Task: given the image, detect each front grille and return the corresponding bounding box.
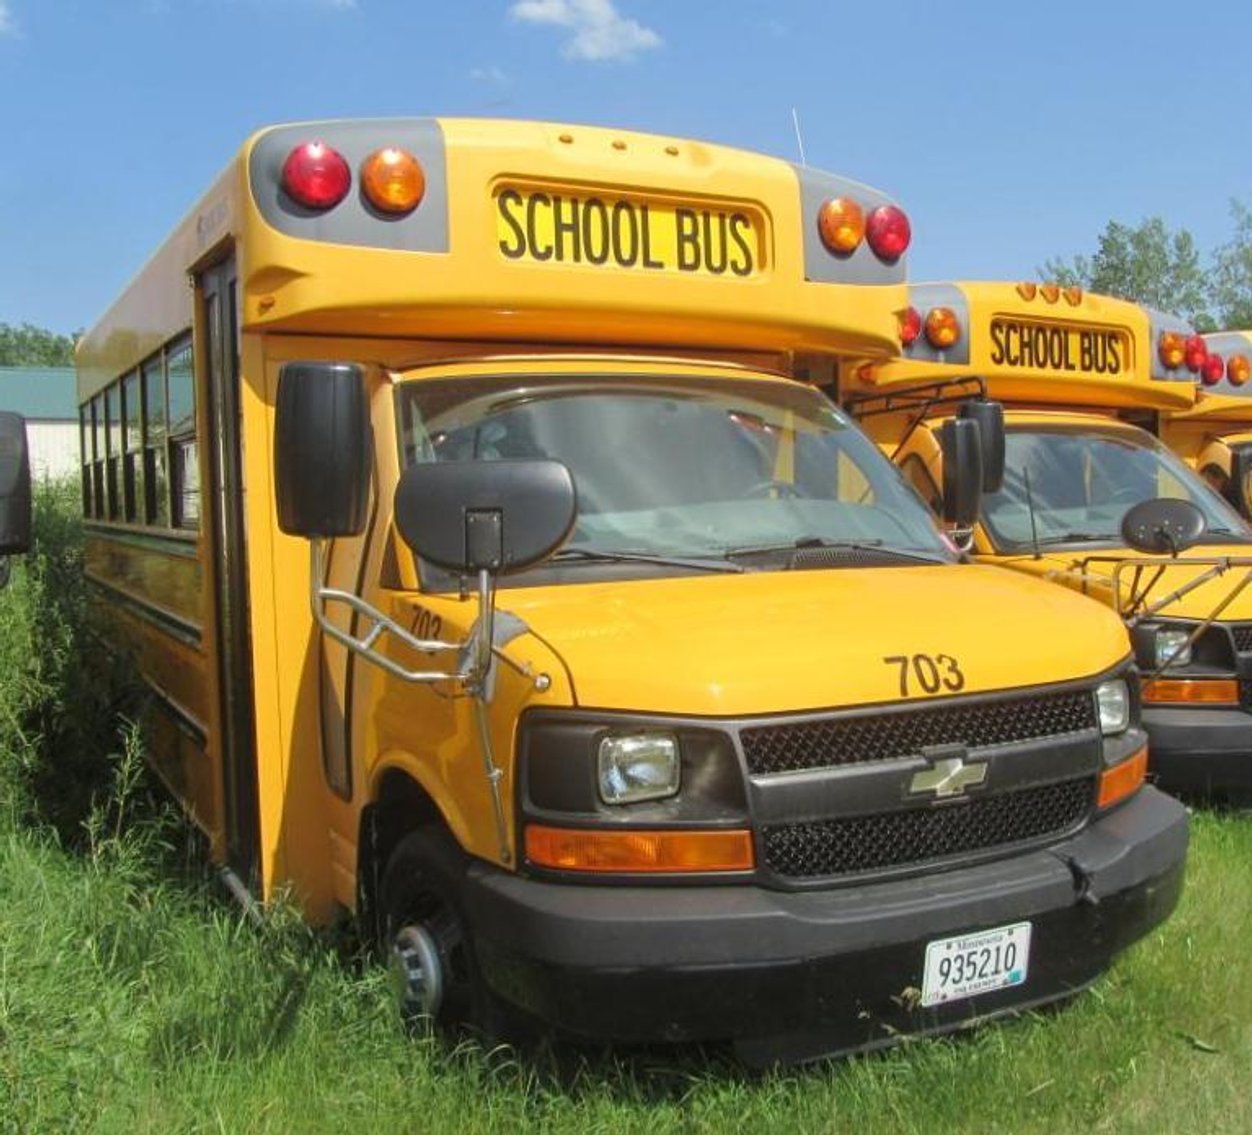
[1231,625,1252,653]
[762,776,1096,878]
[741,690,1096,776]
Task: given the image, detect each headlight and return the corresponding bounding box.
[1095,679,1130,735]
[597,733,680,804]
[1153,628,1192,669]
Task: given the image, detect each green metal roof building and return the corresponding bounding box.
[0,366,79,479]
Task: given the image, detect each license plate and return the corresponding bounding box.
[494,183,764,278]
[921,921,1031,1007]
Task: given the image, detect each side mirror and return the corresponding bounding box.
[275,362,371,537]
[394,459,577,574]
[0,412,32,555]
[1121,498,1206,555]
[959,399,1005,494]
[939,418,983,528]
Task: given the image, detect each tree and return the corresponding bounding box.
[1211,200,1252,330]
[0,322,77,366]
[1041,217,1214,330]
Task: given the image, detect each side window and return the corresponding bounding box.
[105,384,122,520]
[143,356,168,526]
[92,394,106,519]
[167,340,199,531]
[901,453,942,515]
[80,404,93,518]
[123,371,143,522]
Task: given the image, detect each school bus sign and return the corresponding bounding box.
[495,184,765,277]
[988,317,1128,376]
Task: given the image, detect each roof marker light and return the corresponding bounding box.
[1184,334,1208,373]
[817,197,865,255]
[361,147,425,215]
[1201,352,1225,386]
[1016,281,1038,301]
[281,141,352,210]
[924,307,961,349]
[1158,331,1186,370]
[899,306,922,347]
[1063,286,1083,306]
[865,205,911,261]
[1229,354,1251,386]
[1040,283,1061,303]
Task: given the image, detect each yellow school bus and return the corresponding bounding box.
[846,281,1252,800]
[1158,330,1252,513]
[76,123,1184,1064]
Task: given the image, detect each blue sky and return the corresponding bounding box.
[1,0,1249,334]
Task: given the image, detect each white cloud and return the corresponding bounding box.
[0,2,17,36]
[510,0,661,63]
[470,65,510,86]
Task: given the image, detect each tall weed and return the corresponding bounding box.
[0,477,157,851]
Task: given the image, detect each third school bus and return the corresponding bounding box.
[75,121,1184,1064]
[1157,330,1252,514]
[845,282,1252,800]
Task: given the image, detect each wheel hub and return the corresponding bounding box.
[389,923,444,1020]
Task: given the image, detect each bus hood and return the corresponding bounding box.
[1000,545,1252,624]
[500,564,1129,716]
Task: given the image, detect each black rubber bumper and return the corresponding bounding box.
[1142,704,1252,798]
[464,787,1187,1063]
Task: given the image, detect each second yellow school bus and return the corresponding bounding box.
[76,124,1183,1063]
[1158,330,1252,513]
[847,282,1252,800]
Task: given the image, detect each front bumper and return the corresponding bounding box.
[464,787,1187,1064]
[1143,704,1252,798]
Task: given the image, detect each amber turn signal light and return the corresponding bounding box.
[1097,745,1148,810]
[1141,678,1239,705]
[817,197,865,255]
[1158,331,1186,370]
[361,147,425,215]
[525,825,755,873]
[924,306,961,349]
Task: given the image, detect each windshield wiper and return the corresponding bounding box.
[724,537,943,564]
[550,547,744,573]
[1023,532,1119,548]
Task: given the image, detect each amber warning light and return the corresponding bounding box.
[1158,331,1186,370]
[361,147,426,215]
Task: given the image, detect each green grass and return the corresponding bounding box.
[1,484,1250,1133]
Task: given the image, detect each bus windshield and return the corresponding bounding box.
[397,371,951,574]
[982,424,1251,551]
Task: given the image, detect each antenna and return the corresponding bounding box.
[1024,468,1041,560]
[791,107,807,166]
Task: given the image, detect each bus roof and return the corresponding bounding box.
[78,117,914,401]
[846,281,1198,412]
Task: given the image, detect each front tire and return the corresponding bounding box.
[379,827,481,1032]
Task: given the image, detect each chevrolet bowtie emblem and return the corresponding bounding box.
[909,755,988,799]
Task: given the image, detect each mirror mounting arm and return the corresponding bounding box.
[308,538,474,686]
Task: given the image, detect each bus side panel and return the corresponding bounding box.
[83,536,221,844]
